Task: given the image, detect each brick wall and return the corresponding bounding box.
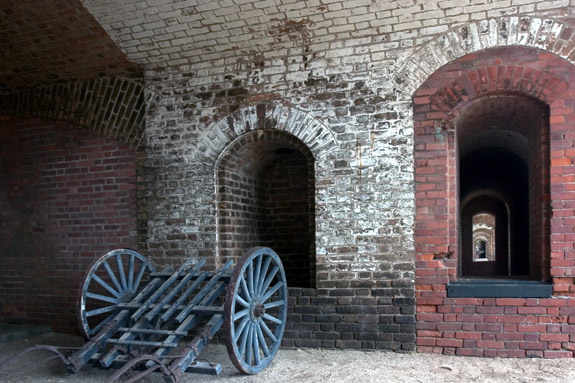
[2,2,575,358]
[285,288,414,350]
[139,14,575,354]
[143,99,416,351]
[0,117,138,334]
[413,45,575,357]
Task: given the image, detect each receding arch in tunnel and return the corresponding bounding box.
[460,149,527,277]
[456,93,550,280]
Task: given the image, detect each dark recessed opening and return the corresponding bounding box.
[460,148,529,277]
[217,131,316,288]
[274,147,296,155]
[456,94,550,284]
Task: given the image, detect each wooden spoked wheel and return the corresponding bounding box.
[224,247,288,374]
[77,249,155,339]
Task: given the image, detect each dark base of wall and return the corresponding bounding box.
[282,287,415,351]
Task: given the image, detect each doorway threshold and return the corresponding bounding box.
[447,279,552,298]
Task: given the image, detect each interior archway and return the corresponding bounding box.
[216,130,316,288]
[456,94,549,280]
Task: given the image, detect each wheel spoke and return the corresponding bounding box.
[233,308,250,321]
[245,324,253,365]
[86,305,118,317]
[103,260,123,293]
[256,320,271,357]
[256,257,272,295]
[233,316,250,343]
[239,322,251,358]
[260,265,279,298]
[262,281,283,302]
[127,253,135,290]
[252,324,261,366]
[264,299,285,309]
[235,294,250,309]
[260,319,277,343]
[247,260,254,297]
[253,253,262,297]
[262,313,282,325]
[115,253,128,290]
[92,274,121,298]
[133,262,148,292]
[239,276,252,301]
[86,292,120,304]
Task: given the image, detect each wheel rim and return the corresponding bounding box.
[78,249,155,339]
[224,247,288,374]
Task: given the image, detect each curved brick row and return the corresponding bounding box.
[430,64,569,117]
[0,77,153,149]
[194,103,337,166]
[394,16,575,97]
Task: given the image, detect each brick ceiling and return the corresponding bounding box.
[456,95,546,163]
[0,0,139,91]
[1,1,574,92]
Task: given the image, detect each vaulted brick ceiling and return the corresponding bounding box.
[2,1,574,92]
[0,0,413,91]
[0,0,139,91]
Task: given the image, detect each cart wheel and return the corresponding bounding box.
[224,247,288,374]
[78,249,155,339]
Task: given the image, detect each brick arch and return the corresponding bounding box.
[411,47,575,278]
[193,103,337,166]
[412,32,575,356]
[430,64,568,118]
[0,77,156,150]
[215,129,317,288]
[393,16,575,97]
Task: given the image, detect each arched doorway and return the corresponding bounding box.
[456,94,549,280]
[461,195,510,277]
[216,130,316,288]
[410,19,575,356]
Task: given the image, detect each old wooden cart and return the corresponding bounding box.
[2,247,288,383]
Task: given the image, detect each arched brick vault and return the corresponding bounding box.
[193,103,337,166]
[391,14,575,279]
[0,77,157,150]
[407,20,575,280]
[403,16,575,357]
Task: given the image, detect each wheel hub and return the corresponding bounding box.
[250,300,265,321]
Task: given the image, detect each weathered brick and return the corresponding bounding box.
[3,1,575,361]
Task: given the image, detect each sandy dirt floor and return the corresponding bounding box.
[1,333,575,383]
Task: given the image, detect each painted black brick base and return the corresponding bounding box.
[281,288,415,351]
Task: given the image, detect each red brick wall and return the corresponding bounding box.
[413,47,575,357]
[0,117,138,334]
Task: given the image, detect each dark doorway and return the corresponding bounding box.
[459,148,530,277]
[456,94,549,280]
[461,196,509,276]
[217,131,316,288]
